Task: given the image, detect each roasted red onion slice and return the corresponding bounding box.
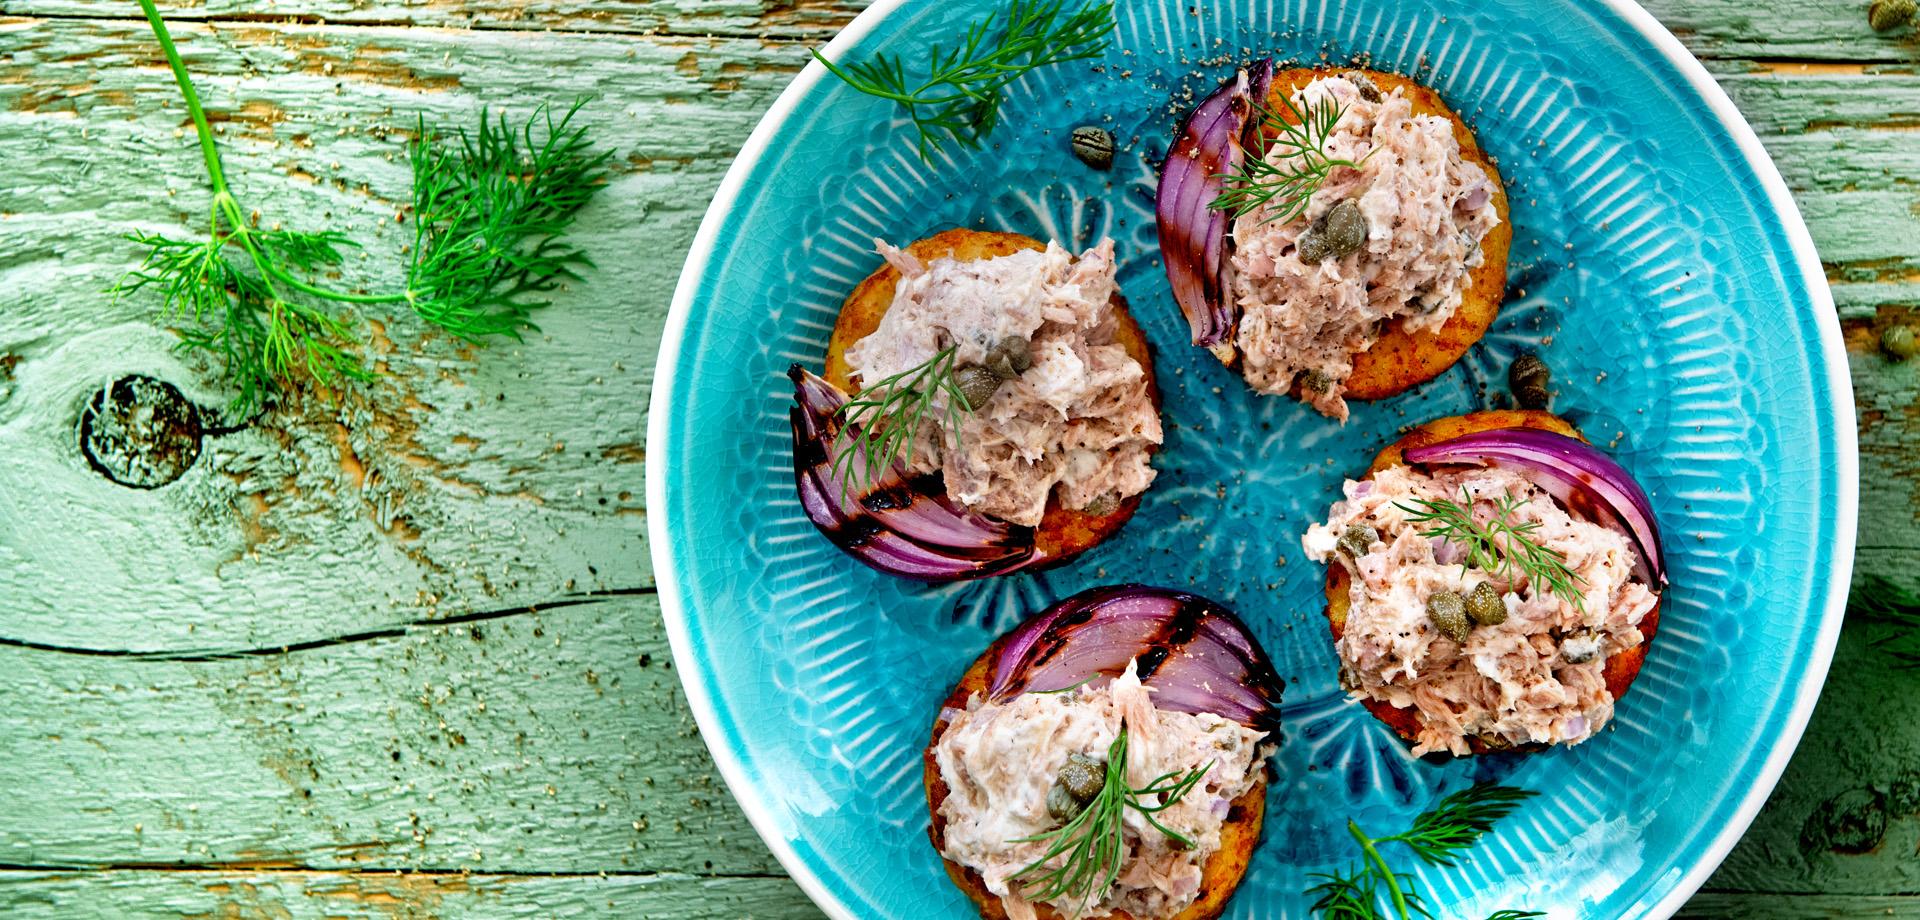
[987,584,1284,732]
[1404,427,1667,589]
[1156,59,1272,348]
[789,366,1038,582]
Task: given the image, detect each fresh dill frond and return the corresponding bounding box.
[118,227,370,413]
[1306,784,1536,920]
[813,0,1115,161]
[1211,91,1373,224]
[1307,864,1398,920]
[1008,728,1211,915]
[405,100,611,340]
[1398,489,1590,613]
[1377,783,1537,867]
[122,0,609,414]
[829,346,968,496]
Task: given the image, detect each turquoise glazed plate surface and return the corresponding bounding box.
[647,1,1857,917]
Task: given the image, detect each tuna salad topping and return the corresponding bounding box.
[1303,465,1658,756]
[933,662,1269,920]
[1231,74,1501,420]
[845,239,1160,526]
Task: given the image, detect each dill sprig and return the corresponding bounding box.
[1009,728,1211,915]
[405,101,611,339]
[830,346,968,496]
[118,0,387,413]
[1211,92,1373,224]
[812,0,1115,162]
[1397,490,1590,613]
[1307,784,1541,920]
[119,0,607,414]
[118,224,373,415]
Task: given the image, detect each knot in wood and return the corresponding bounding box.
[77,375,203,489]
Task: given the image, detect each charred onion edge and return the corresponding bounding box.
[985,584,1284,733]
[788,365,1039,582]
[1157,59,1273,348]
[1402,426,1667,590]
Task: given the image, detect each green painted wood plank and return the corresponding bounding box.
[5,0,1912,65]
[1703,601,1920,896]
[1683,893,1920,918]
[0,18,816,651]
[0,4,1916,918]
[0,594,784,876]
[4,0,866,39]
[1643,0,1920,61]
[0,869,824,919]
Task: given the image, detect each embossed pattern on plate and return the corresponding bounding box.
[652,1,1852,917]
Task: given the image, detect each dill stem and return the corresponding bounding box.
[138,0,406,312]
[266,265,407,305]
[1350,820,1412,920]
[135,0,228,201]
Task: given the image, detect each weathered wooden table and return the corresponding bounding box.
[0,1,1912,916]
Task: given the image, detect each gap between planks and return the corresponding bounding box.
[0,863,788,880]
[13,6,1910,63]
[0,587,657,660]
[1,8,844,43]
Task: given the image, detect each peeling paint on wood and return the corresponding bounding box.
[0,595,783,877]
[0,869,821,919]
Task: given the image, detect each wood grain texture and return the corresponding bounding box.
[0,16,819,651]
[0,0,1915,916]
[0,869,820,919]
[0,594,786,876]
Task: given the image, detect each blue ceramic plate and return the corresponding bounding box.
[648,1,1857,916]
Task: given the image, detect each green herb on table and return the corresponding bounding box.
[829,346,969,497]
[812,0,1116,162]
[119,0,608,414]
[1008,727,1211,916]
[1307,783,1540,920]
[1397,490,1590,613]
[405,105,610,339]
[1211,93,1373,225]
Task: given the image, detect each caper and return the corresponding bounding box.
[1046,782,1085,823]
[1510,353,1552,409]
[953,364,1002,411]
[1296,200,1367,263]
[1338,523,1378,558]
[1426,591,1471,643]
[1301,368,1334,393]
[1070,125,1115,171]
[1345,71,1382,102]
[1882,325,1917,362]
[985,335,1034,379]
[1058,753,1105,801]
[1465,582,1507,625]
[1509,353,1550,389]
[1514,382,1550,410]
[1296,230,1333,264]
[1321,199,1368,257]
[1870,0,1916,32]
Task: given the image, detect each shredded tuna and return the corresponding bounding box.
[933,662,1269,919]
[1231,74,1501,420]
[1302,466,1657,755]
[845,239,1160,526]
